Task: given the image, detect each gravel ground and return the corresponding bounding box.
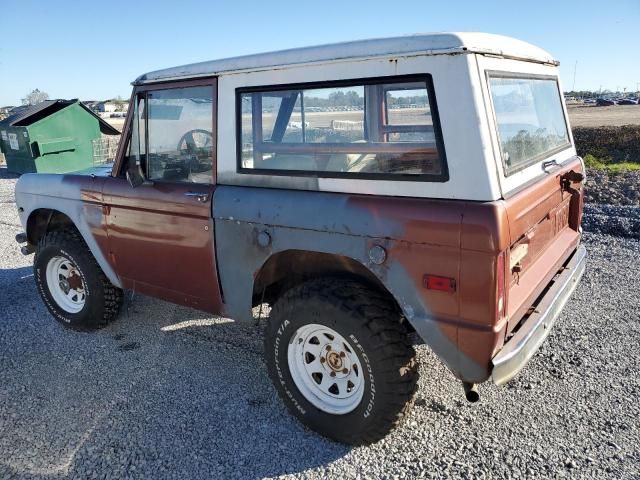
[583,204,640,238]
[584,169,640,207]
[1,168,639,479]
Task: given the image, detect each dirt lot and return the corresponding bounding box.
[567,104,640,128]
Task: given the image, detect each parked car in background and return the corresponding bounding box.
[596,98,616,106]
[14,32,586,445]
[617,98,638,105]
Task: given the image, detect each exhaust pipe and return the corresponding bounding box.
[462,382,480,403]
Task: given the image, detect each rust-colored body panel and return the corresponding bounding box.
[502,158,584,334]
[356,158,583,375]
[102,177,222,313]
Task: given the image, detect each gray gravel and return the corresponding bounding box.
[584,169,640,206]
[1,168,639,479]
[583,204,640,239]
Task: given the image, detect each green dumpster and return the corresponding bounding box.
[0,99,120,174]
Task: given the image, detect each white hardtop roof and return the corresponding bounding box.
[135,32,558,85]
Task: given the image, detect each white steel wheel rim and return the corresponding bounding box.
[45,256,86,314]
[287,323,365,415]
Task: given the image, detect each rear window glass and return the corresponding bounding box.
[237,76,447,181]
[488,74,570,175]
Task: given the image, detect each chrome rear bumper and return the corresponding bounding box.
[491,245,587,386]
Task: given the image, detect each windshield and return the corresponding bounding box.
[488,74,570,175]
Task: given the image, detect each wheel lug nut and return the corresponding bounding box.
[339,351,345,357]
[330,371,336,377]
[326,345,331,351]
[320,357,325,363]
[342,368,348,374]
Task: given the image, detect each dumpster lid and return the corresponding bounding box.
[0,99,120,135]
[0,100,74,127]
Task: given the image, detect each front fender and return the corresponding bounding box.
[15,173,122,288]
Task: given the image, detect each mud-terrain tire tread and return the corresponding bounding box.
[265,277,418,445]
[35,229,123,330]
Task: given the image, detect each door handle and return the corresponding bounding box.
[542,159,560,173]
[184,192,209,202]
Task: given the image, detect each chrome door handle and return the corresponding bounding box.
[184,192,209,202]
[542,159,560,173]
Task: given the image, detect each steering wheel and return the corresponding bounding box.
[177,129,213,154]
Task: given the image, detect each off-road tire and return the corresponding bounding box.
[34,229,123,330]
[264,278,418,445]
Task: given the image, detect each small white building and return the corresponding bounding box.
[95,101,118,113]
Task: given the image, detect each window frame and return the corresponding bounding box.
[113,77,218,184]
[235,74,449,182]
[485,71,572,177]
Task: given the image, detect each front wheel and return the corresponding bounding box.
[34,229,123,330]
[264,278,418,445]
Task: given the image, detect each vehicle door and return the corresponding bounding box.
[103,79,222,313]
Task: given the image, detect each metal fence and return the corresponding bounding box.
[92,135,121,165]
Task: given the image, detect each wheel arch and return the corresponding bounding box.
[26,208,75,245]
[252,249,413,331]
[24,206,122,288]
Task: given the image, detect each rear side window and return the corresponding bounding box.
[237,75,448,181]
[488,73,571,175]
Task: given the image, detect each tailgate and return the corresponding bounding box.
[503,157,584,334]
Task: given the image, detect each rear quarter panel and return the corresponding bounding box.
[214,185,508,382]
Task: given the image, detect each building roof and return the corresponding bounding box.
[0,99,120,135]
[135,32,558,85]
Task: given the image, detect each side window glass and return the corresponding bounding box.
[384,84,434,143]
[238,77,446,180]
[146,86,214,184]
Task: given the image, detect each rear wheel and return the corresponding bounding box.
[264,278,418,445]
[34,229,123,330]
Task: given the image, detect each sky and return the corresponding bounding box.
[0,0,639,106]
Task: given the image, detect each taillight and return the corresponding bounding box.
[496,251,506,320]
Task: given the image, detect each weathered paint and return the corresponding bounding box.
[14,172,121,288]
[102,176,222,313]
[213,150,583,384]
[214,185,497,382]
